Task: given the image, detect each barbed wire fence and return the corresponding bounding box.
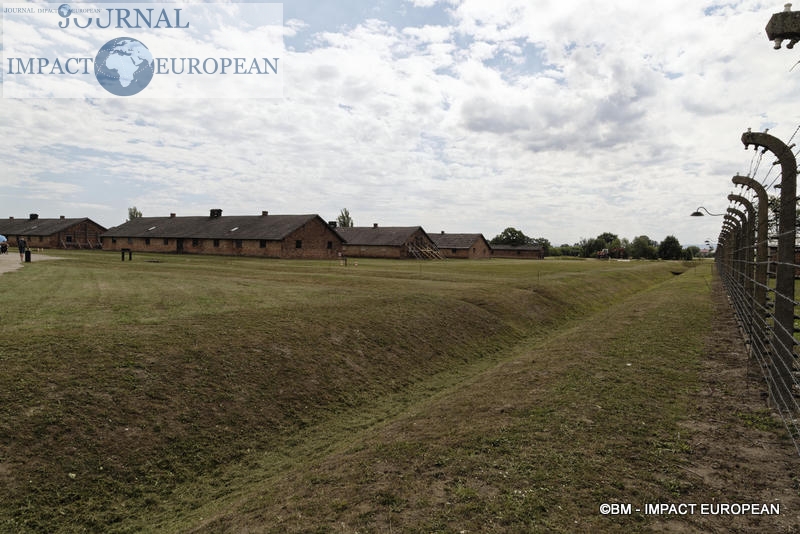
[715,128,800,457]
[708,5,800,457]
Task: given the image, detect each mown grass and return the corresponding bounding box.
[1,251,707,532]
[193,260,715,533]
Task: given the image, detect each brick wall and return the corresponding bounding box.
[101,218,343,259]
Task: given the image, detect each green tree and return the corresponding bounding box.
[127,206,142,221]
[578,237,606,258]
[630,235,658,259]
[556,244,581,256]
[767,195,800,236]
[532,237,551,256]
[336,208,354,228]
[658,235,682,260]
[608,237,628,259]
[597,232,618,246]
[491,227,533,246]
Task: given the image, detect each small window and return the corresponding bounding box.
[295,240,302,249]
[213,239,220,247]
[163,238,169,245]
[111,237,117,244]
[192,239,200,247]
[145,238,151,245]
[235,239,243,248]
[38,236,43,242]
[327,241,332,249]
[65,235,73,243]
[127,237,133,244]
[260,240,267,248]
[452,248,457,254]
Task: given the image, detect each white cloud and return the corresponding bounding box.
[406,0,445,7]
[1,0,796,246]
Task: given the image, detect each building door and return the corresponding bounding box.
[176,238,184,253]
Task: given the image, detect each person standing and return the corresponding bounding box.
[18,237,27,262]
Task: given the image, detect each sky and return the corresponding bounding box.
[2,0,799,248]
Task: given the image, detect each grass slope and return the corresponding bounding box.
[1,252,704,532]
[192,262,717,533]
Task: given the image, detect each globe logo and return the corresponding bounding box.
[94,37,155,97]
[58,4,71,17]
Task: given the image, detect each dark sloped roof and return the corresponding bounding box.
[336,226,429,246]
[430,233,487,249]
[490,244,543,251]
[0,217,104,236]
[102,214,330,240]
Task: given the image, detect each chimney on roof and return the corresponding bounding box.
[210,209,222,218]
[262,211,269,216]
[29,213,38,220]
[328,221,337,228]
[60,215,65,220]
[373,223,378,228]
[441,230,445,234]
[9,216,14,220]
[170,213,176,218]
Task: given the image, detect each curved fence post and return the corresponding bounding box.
[718,227,733,286]
[724,212,743,284]
[729,195,757,348]
[741,130,797,410]
[731,176,769,329]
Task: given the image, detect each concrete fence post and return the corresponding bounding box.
[742,130,797,409]
[731,176,769,327]
[729,195,758,347]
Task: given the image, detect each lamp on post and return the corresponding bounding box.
[690,206,725,217]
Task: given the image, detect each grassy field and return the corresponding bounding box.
[0,251,787,532]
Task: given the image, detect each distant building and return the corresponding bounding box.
[490,244,545,259]
[430,232,491,259]
[0,214,106,249]
[101,210,343,259]
[337,224,442,259]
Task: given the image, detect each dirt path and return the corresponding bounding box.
[0,249,62,275]
[658,275,800,533]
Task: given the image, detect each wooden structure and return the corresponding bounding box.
[0,214,106,249]
[337,224,443,259]
[490,244,545,259]
[430,232,491,259]
[101,210,343,259]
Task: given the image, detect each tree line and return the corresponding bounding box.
[333,209,701,260]
[490,227,702,260]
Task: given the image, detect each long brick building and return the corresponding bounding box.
[101,210,344,259]
[0,214,106,249]
[336,225,441,259]
[430,232,491,259]
[490,244,545,259]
